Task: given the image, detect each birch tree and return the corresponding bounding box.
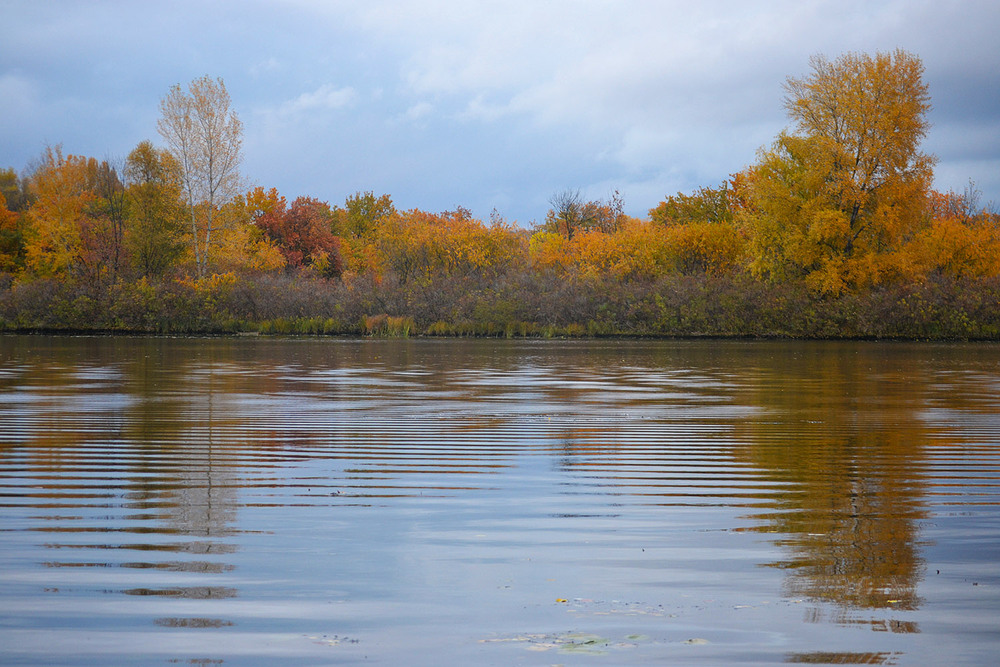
[157,76,243,276]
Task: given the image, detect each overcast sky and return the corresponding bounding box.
[3,0,999,223]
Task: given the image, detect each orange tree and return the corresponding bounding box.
[743,50,935,293]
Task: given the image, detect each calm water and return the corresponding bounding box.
[1,336,999,665]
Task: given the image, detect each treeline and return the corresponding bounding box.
[2,52,999,339]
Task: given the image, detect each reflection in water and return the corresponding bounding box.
[123,587,239,598]
[1,337,999,665]
[155,617,234,628]
[0,337,243,641]
[785,651,902,664]
[733,345,934,633]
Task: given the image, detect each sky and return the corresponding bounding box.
[2,0,999,224]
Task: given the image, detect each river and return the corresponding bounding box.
[1,336,998,665]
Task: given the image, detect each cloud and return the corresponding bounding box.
[250,57,282,78]
[4,0,1000,221]
[0,74,38,121]
[277,84,358,117]
[401,101,434,123]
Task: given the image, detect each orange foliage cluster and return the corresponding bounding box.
[1,153,997,296]
[1,50,998,309]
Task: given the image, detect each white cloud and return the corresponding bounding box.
[402,101,433,122]
[250,57,282,78]
[277,84,358,117]
[5,0,1000,221]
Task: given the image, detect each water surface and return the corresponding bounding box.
[1,336,998,665]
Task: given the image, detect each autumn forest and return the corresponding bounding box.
[2,50,999,339]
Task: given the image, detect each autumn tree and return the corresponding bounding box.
[648,181,744,275]
[910,183,1000,279]
[0,168,28,273]
[544,189,626,239]
[157,75,243,277]
[337,191,395,275]
[650,182,734,226]
[342,190,395,238]
[0,167,31,213]
[0,193,21,274]
[746,50,935,292]
[206,194,285,274]
[245,186,285,225]
[124,141,186,278]
[926,179,994,224]
[257,194,342,277]
[22,146,97,279]
[375,207,525,284]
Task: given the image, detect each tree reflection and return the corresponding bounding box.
[2,337,245,606]
[734,343,932,629]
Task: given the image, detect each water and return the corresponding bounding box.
[1,336,998,665]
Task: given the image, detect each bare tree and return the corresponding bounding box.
[547,189,586,239]
[545,189,624,238]
[157,76,243,276]
[94,157,127,283]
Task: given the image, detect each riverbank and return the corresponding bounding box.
[3,272,999,341]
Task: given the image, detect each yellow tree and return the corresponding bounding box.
[157,76,243,277]
[650,182,734,226]
[746,50,935,292]
[910,187,1000,279]
[23,146,96,278]
[209,194,285,274]
[337,191,395,276]
[650,181,745,275]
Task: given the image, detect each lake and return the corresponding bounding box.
[1,335,998,665]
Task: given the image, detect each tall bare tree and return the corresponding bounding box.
[94,157,127,283]
[157,76,243,276]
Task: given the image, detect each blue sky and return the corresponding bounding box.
[2,0,999,224]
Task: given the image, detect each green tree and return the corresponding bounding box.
[342,191,395,238]
[124,141,186,278]
[650,182,734,226]
[0,167,31,213]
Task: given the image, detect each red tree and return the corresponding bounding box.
[258,196,342,277]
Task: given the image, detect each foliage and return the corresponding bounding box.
[530,218,742,279]
[744,50,935,293]
[125,141,186,278]
[342,191,395,238]
[22,146,97,279]
[376,207,526,284]
[650,182,734,226]
[209,195,286,274]
[255,193,342,276]
[908,187,1000,279]
[542,189,627,239]
[0,191,24,274]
